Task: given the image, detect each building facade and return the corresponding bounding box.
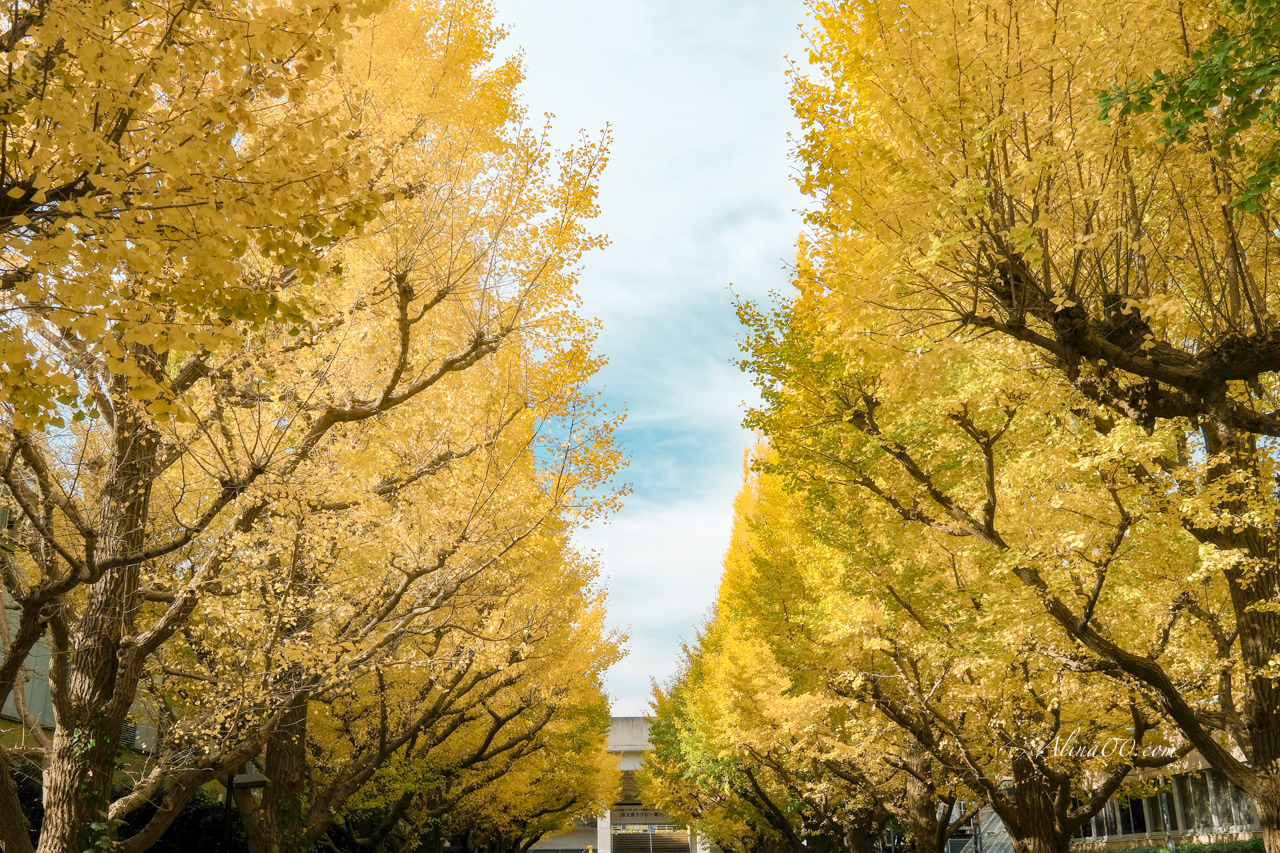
[954,757,1264,853]
[530,717,710,853]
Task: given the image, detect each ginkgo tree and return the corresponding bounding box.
[806,496,1177,853]
[0,0,387,428]
[643,642,840,853]
[121,511,620,852]
[644,454,971,853]
[712,453,972,853]
[0,0,623,850]
[292,550,621,853]
[396,644,621,853]
[787,0,1280,847]
[653,432,1182,853]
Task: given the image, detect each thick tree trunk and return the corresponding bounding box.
[902,742,942,853]
[1196,412,1280,840]
[845,809,889,853]
[845,827,879,853]
[0,747,35,853]
[243,692,310,853]
[1202,414,1280,758]
[1007,837,1070,853]
[1262,817,1280,853]
[37,361,160,853]
[998,755,1070,853]
[38,701,125,851]
[38,577,144,852]
[1251,787,1280,853]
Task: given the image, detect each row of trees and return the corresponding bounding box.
[641,3,1280,853]
[0,0,623,849]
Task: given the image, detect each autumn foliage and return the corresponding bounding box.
[648,2,1280,853]
[0,0,622,850]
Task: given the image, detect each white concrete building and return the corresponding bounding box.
[530,717,710,853]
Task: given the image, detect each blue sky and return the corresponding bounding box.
[497,0,810,716]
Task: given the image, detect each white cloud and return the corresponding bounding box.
[498,0,808,715]
[577,494,741,716]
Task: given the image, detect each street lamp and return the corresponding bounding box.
[222,771,269,853]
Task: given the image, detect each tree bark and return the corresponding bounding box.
[845,807,889,853]
[38,718,117,852]
[902,742,941,853]
[36,351,162,853]
[242,692,310,853]
[1251,782,1280,853]
[996,754,1070,853]
[0,746,35,853]
[845,827,880,853]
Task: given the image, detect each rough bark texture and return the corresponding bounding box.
[903,743,942,853]
[1252,783,1280,853]
[844,827,881,853]
[995,755,1071,853]
[845,805,890,853]
[242,693,311,853]
[0,748,34,853]
[38,364,160,853]
[1008,837,1070,853]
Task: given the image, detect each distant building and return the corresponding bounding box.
[955,754,1263,853]
[530,717,710,853]
[1070,756,1262,850]
[0,605,156,756]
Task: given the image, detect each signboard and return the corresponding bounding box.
[611,807,673,825]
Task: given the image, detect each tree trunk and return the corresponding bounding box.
[38,704,123,852]
[1007,837,1069,853]
[845,808,889,853]
[845,828,879,853]
[1194,411,1280,840]
[243,692,310,853]
[0,747,35,853]
[37,357,161,853]
[39,579,147,851]
[1252,785,1280,853]
[902,742,942,853]
[997,754,1070,853]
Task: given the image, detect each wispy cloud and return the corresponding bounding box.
[578,496,738,715]
[498,0,809,715]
